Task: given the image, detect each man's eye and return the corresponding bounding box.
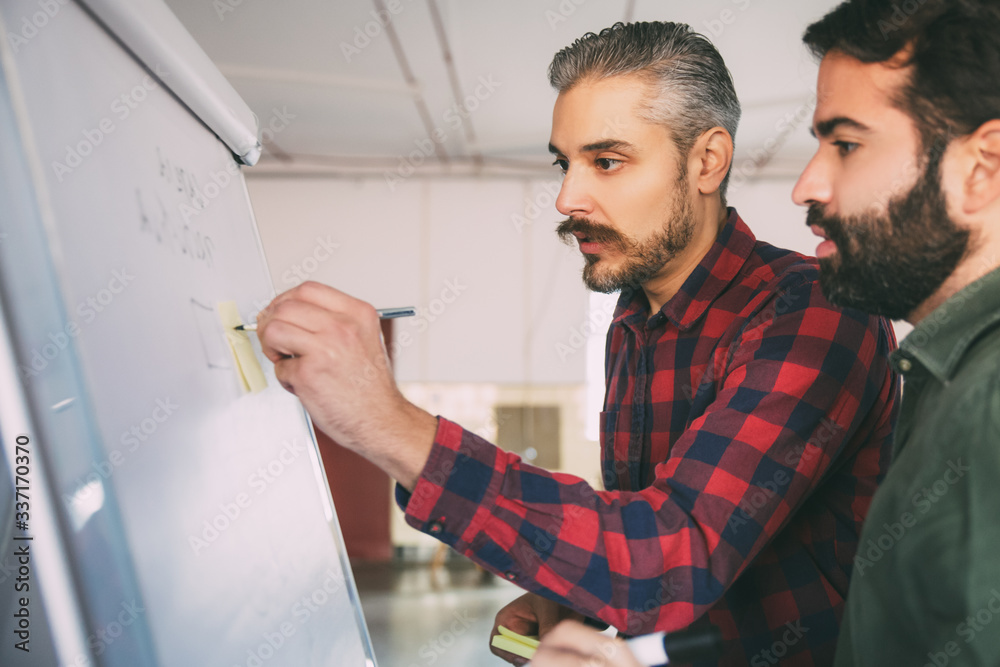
[596,157,622,171]
[552,158,568,173]
[834,141,860,156]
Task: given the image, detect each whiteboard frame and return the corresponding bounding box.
[0,1,377,664]
[79,0,262,165]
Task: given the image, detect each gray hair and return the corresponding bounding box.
[549,22,742,203]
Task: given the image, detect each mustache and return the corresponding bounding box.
[806,205,851,250]
[555,217,628,250]
[806,204,835,234]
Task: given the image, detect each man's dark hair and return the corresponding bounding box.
[804,0,1000,152]
[549,22,741,204]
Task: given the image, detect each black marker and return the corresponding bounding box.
[524,626,723,667]
[625,626,724,666]
[235,307,416,331]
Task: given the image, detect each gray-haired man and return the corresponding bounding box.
[256,22,898,666]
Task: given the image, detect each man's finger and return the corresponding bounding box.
[491,595,541,665]
[528,645,587,667]
[537,621,636,666]
[257,317,320,364]
[489,644,529,666]
[263,298,342,335]
[272,355,304,395]
[490,624,528,664]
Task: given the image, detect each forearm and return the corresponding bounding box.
[397,420,725,634]
[362,402,438,491]
[329,398,438,492]
[398,401,867,635]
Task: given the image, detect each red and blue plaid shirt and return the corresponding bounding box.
[397,210,899,665]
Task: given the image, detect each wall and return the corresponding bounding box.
[247,176,590,386]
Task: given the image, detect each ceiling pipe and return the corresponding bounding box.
[217,64,421,97]
[427,0,484,170]
[371,0,451,165]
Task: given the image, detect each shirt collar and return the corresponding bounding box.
[894,266,1000,383]
[612,208,756,331]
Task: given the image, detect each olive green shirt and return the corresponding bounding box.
[835,267,1000,666]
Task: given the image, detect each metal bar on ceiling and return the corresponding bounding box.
[371,0,451,165]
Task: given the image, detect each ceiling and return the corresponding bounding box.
[162,0,841,179]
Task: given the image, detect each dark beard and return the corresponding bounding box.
[555,186,696,293]
[807,151,970,320]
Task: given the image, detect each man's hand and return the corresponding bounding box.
[490,594,585,665]
[256,282,438,490]
[531,621,641,667]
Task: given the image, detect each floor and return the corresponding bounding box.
[354,556,525,667]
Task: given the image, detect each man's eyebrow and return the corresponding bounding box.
[548,139,637,155]
[811,117,872,139]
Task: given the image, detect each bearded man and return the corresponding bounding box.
[257,22,899,665]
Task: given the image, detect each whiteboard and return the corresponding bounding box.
[0,0,376,665]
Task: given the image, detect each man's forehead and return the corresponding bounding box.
[549,75,669,152]
[812,50,913,132]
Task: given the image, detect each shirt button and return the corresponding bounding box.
[429,522,443,535]
[898,358,913,373]
[504,571,517,581]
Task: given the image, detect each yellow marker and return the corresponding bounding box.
[216,301,267,393]
[491,626,540,660]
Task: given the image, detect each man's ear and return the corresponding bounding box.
[693,128,734,197]
[961,119,1000,214]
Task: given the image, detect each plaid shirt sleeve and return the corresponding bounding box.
[395,276,891,636]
